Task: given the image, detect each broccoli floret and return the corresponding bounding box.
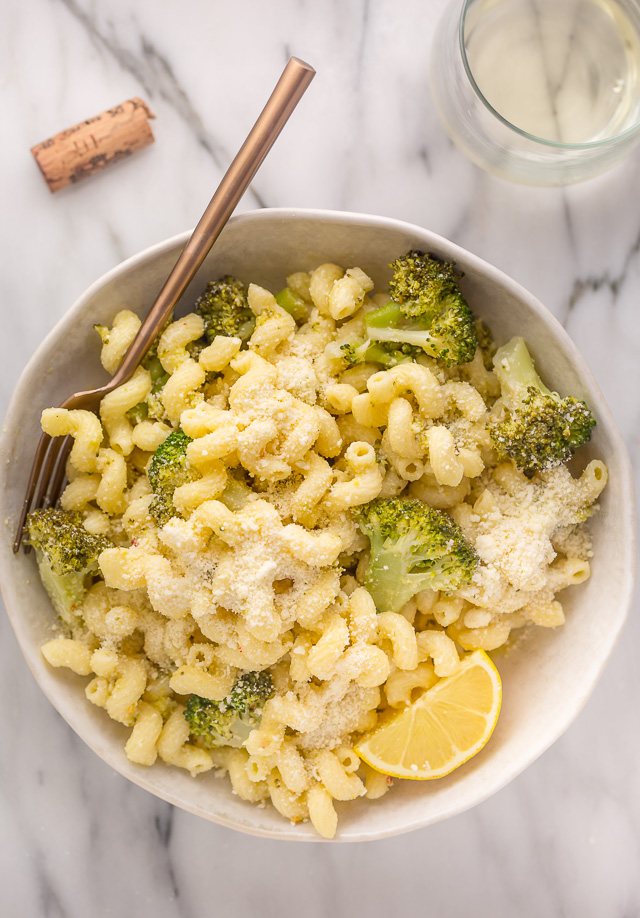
[228,671,274,719]
[194,275,255,342]
[26,508,110,574]
[364,251,478,367]
[353,497,479,614]
[184,695,236,745]
[489,337,596,475]
[147,430,198,525]
[184,671,274,748]
[26,508,111,623]
[339,338,371,365]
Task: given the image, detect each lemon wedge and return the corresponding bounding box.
[356,650,501,780]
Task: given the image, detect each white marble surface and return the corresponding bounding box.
[1,0,639,915]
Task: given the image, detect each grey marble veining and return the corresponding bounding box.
[1,0,639,915]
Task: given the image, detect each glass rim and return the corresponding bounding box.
[458,0,640,149]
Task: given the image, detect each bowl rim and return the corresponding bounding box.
[0,207,636,842]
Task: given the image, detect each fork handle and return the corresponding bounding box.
[112,56,315,385]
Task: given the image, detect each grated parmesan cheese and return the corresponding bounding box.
[296,683,379,751]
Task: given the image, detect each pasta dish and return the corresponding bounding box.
[27,251,606,838]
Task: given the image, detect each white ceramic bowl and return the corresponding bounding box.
[0,209,635,841]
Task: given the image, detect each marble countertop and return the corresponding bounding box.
[1,0,639,915]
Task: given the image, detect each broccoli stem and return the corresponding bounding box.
[275,288,308,321]
[36,553,86,625]
[364,540,417,614]
[365,301,404,328]
[127,402,149,425]
[364,342,411,367]
[148,358,171,390]
[493,337,552,408]
[366,326,436,348]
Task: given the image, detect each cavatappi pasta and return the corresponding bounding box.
[35,260,607,838]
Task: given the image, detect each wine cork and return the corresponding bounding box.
[30,97,156,193]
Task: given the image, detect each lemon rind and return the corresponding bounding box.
[355,650,502,781]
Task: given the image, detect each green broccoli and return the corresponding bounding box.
[194,275,255,342]
[138,354,171,421]
[219,473,255,511]
[353,497,479,614]
[339,338,371,365]
[147,430,199,525]
[184,671,274,748]
[127,401,149,425]
[366,342,425,367]
[364,251,478,367]
[184,695,236,745]
[275,287,309,322]
[26,508,111,623]
[227,672,275,717]
[339,337,420,368]
[489,337,596,475]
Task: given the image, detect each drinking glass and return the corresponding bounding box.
[430,0,640,185]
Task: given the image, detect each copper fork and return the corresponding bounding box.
[14,56,315,553]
